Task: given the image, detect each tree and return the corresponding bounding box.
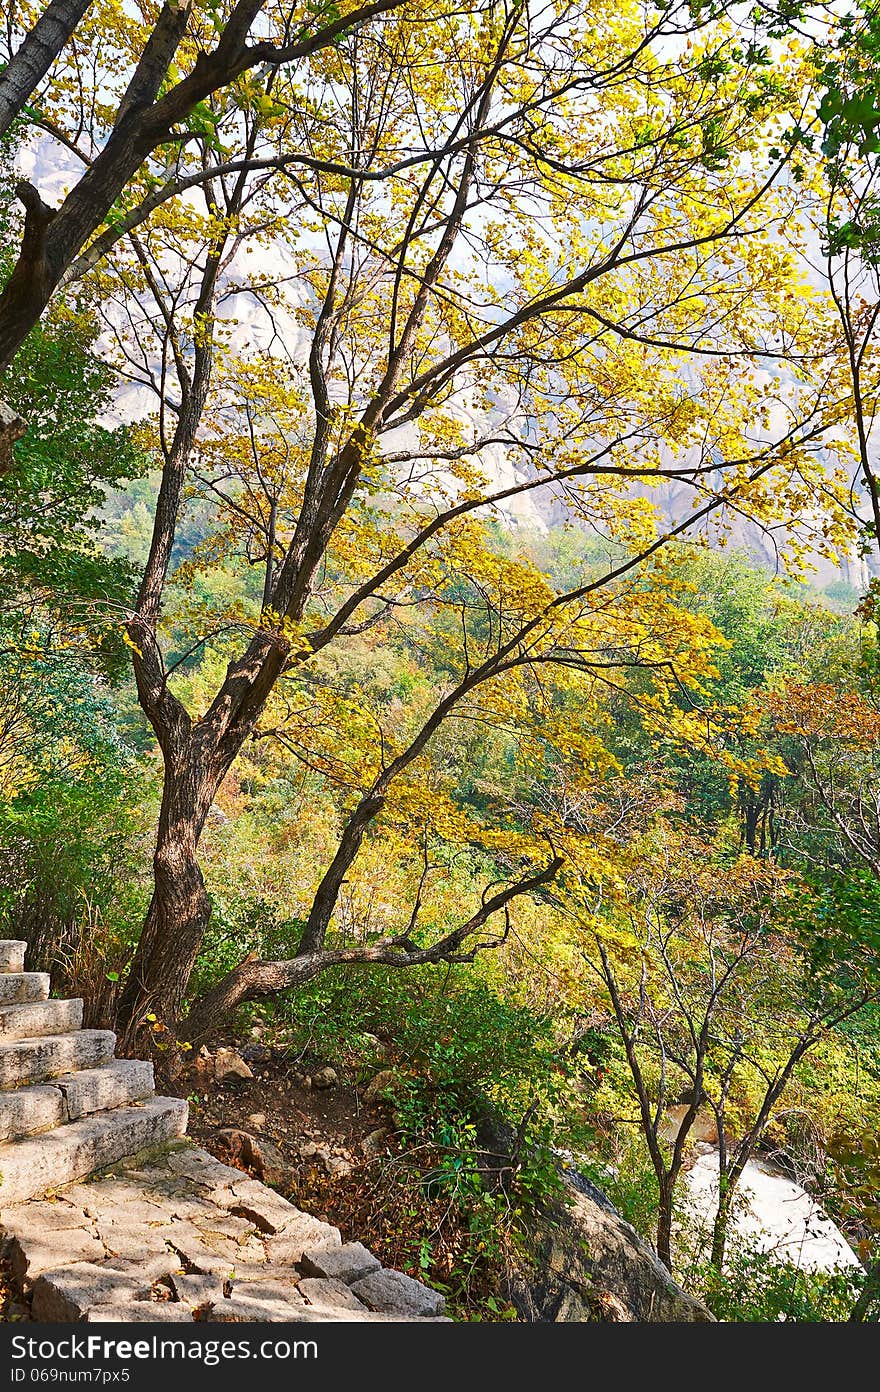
[3,1,860,1043]
[115,2,862,1041]
[564,823,880,1272]
[0,0,422,377]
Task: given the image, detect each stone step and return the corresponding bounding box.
[0,1082,64,1144]
[0,942,26,973]
[0,1095,188,1206]
[0,1060,156,1142]
[0,998,83,1043]
[0,974,50,1007]
[54,1059,155,1122]
[0,1030,116,1090]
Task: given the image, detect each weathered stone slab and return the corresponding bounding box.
[265,1218,341,1266]
[0,1096,188,1205]
[0,1030,116,1090]
[0,942,26,973]
[205,1295,317,1323]
[55,1060,155,1120]
[194,1211,256,1241]
[228,1278,307,1307]
[225,1179,306,1234]
[168,1272,227,1309]
[0,1082,65,1142]
[93,1220,173,1261]
[31,1263,156,1320]
[300,1242,380,1285]
[87,1303,194,1323]
[298,1276,367,1312]
[351,1268,445,1317]
[8,1226,106,1284]
[0,973,49,1006]
[3,1202,104,1283]
[165,1222,255,1277]
[166,1148,243,1191]
[0,998,83,1042]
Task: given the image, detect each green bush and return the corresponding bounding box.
[694,1243,863,1322]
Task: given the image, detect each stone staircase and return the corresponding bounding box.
[0,940,187,1208]
[0,940,449,1322]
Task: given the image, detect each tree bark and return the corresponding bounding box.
[710,1182,732,1270]
[115,736,217,1034]
[0,0,94,139]
[656,1178,675,1272]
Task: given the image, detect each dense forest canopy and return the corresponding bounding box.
[3,0,880,1322]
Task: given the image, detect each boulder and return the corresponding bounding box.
[361,1128,389,1158]
[475,1106,714,1323]
[514,1185,715,1322]
[213,1128,292,1187]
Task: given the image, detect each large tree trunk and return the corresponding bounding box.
[116,739,218,1036]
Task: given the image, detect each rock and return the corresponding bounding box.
[165,1224,242,1277]
[361,1128,389,1158]
[298,1276,366,1312]
[214,1048,254,1082]
[0,997,83,1042]
[659,1105,718,1146]
[0,1069,51,1148]
[31,1263,156,1320]
[226,1180,307,1235]
[54,1059,155,1120]
[166,1147,244,1191]
[8,1224,106,1284]
[246,1112,267,1130]
[0,972,50,1006]
[475,1106,714,1323]
[310,1066,337,1090]
[205,1295,315,1322]
[228,1278,307,1307]
[351,1268,445,1318]
[363,1070,399,1104]
[0,940,26,972]
[92,1216,171,1262]
[241,1043,271,1064]
[300,1242,380,1285]
[0,1029,116,1090]
[0,1096,188,1206]
[362,1033,388,1062]
[521,1183,715,1322]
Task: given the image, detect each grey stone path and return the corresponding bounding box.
[4,1146,447,1322]
[0,940,447,1322]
